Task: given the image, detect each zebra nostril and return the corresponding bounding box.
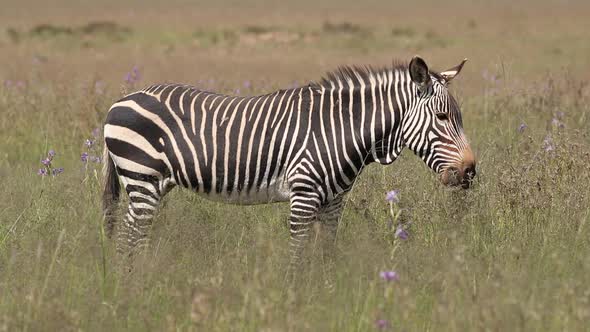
[464,164,476,180]
[461,164,476,189]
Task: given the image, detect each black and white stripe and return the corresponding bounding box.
[102,56,476,268]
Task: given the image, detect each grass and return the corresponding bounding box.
[1,0,590,331]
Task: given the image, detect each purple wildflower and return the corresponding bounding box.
[551,118,565,129]
[234,88,240,95]
[91,156,101,163]
[517,123,527,133]
[385,190,399,203]
[379,271,399,282]
[124,72,133,84]
[41,158,51,166]
[81,152,89,163]
[543,135,555,152]
[38,168,48,176]
[52,167,64,175]
[556,111,564,119]
[375,319,389,330]
[48,149,56,158]
[132,66,140,79]
[482,69,499,84]
[95,81,105,95]
[395,225,409,240]
[124,66,141,85]
[85,139,94,148]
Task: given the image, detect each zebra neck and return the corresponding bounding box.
[344,68,411,166]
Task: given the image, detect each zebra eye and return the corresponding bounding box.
[436,113,449,121]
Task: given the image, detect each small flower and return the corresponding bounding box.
[543,135,555,152]
[395,225,409,240]
[481,69,498,83]
[551,118,565,129]
[379,271,399,282]
[94,81,105,94]
[41,158,51,166]
[91,156,101,163]
[517,123,527,133]
[375,319,389,330]
[385,190,399,203]
[81,152,89,163]
[124,66,141,85]
[37,168,48,176]
[85,139,94,148]
[124,72,133,84]
[234,88,240,95]
[48,149,56,158]
[52,167,64,175]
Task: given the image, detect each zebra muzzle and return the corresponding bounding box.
[441,163,476,189]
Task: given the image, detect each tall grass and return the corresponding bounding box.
[0,63,588,331]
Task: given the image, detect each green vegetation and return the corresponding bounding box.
[1,0,589,331]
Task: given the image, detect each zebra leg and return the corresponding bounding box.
[317,196,345,248]
[117,177,175,259]
[287,189,320,279]
[316,196,345,289]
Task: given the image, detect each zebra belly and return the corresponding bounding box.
[194,176,291,205]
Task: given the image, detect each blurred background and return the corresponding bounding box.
[1,0,589,91]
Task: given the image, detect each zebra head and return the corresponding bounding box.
[403,56,476,189]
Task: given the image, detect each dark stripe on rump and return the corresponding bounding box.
[106,103,190,187]
[116,167,160,184]
[105,137,168,176]
[131,94,200,189]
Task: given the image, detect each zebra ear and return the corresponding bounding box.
[440,58,468,82]
[409,56,432,91]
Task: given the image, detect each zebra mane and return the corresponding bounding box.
[310,60,444,88]
[310,61,407,88]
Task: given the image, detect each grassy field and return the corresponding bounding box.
[1,0,590,331]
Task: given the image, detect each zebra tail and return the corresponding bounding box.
[102,143,120,239]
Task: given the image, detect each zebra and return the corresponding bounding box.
[102,56,476,269]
